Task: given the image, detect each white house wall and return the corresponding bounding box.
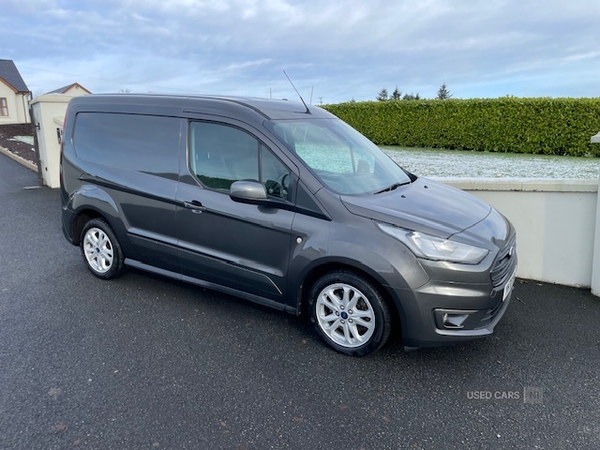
[0,82,30,124]
[62,85,89,96]
[15,93,30,123]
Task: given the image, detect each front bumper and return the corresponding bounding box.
[390,237,518,348]
[391,277,512,347]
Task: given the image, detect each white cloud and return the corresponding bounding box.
[3,0,600,101]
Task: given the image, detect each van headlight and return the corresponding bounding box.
[378,223,489,264]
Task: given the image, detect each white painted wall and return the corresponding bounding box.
[443,178,599,289]
[0,81,30,124]
[591,173,600,296]
[62,84,90,96]
[29,94,73,188]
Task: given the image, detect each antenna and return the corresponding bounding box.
[283,70,311,114]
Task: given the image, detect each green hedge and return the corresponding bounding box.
[322,98,600,157]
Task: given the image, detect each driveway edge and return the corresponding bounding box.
[0,146,38,172]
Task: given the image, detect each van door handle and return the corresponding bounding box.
[183,200,206,213]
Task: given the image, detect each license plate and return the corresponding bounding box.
[503,269,517,302]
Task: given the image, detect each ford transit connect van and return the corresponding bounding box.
[60,94,517,356]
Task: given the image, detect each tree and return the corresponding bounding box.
[436,83,452,100]
[402,92,420,101]
[376,88,388,101]
[391,87,402,100]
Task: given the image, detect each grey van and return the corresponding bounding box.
[60,94,517,356]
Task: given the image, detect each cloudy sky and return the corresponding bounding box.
[2,0,599,103]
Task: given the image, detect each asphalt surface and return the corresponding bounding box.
[1,155,599,450]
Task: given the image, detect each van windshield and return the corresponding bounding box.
[268,118,412,195]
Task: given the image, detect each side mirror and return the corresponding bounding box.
[230,180,268,203]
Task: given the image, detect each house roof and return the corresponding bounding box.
[46,82,91,95]
[0,59,30,93]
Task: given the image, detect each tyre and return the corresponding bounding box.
[308,271,392,356]
[80,218,125,279]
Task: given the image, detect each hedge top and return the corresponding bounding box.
[323,97,600,157]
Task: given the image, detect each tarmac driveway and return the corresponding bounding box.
[1,155,599,450]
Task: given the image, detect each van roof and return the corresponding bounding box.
[67,93,334,121]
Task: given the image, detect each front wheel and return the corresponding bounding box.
[80,218,125,279]
[308,271,392,356]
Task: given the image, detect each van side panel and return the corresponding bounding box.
[63,111,183,273]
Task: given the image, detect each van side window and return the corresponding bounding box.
[73,113,180,177]
[189,122,290,199]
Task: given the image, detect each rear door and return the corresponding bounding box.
[175,119,296,302]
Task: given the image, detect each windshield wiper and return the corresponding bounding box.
[374,182,406,194]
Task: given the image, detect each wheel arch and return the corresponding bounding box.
[67,185,123,246]
[70,208,105,246]
[296,260,404,335]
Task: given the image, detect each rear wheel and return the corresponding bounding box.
[80,218,124,279]
[308,271,392,356]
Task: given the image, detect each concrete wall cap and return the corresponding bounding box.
[30,93,77,105]
[436,177,598,193]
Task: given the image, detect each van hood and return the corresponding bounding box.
[341,178,492,239]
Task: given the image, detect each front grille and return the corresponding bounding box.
[491,234,517,288]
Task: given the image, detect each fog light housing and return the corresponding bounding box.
[434,309,477,330]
